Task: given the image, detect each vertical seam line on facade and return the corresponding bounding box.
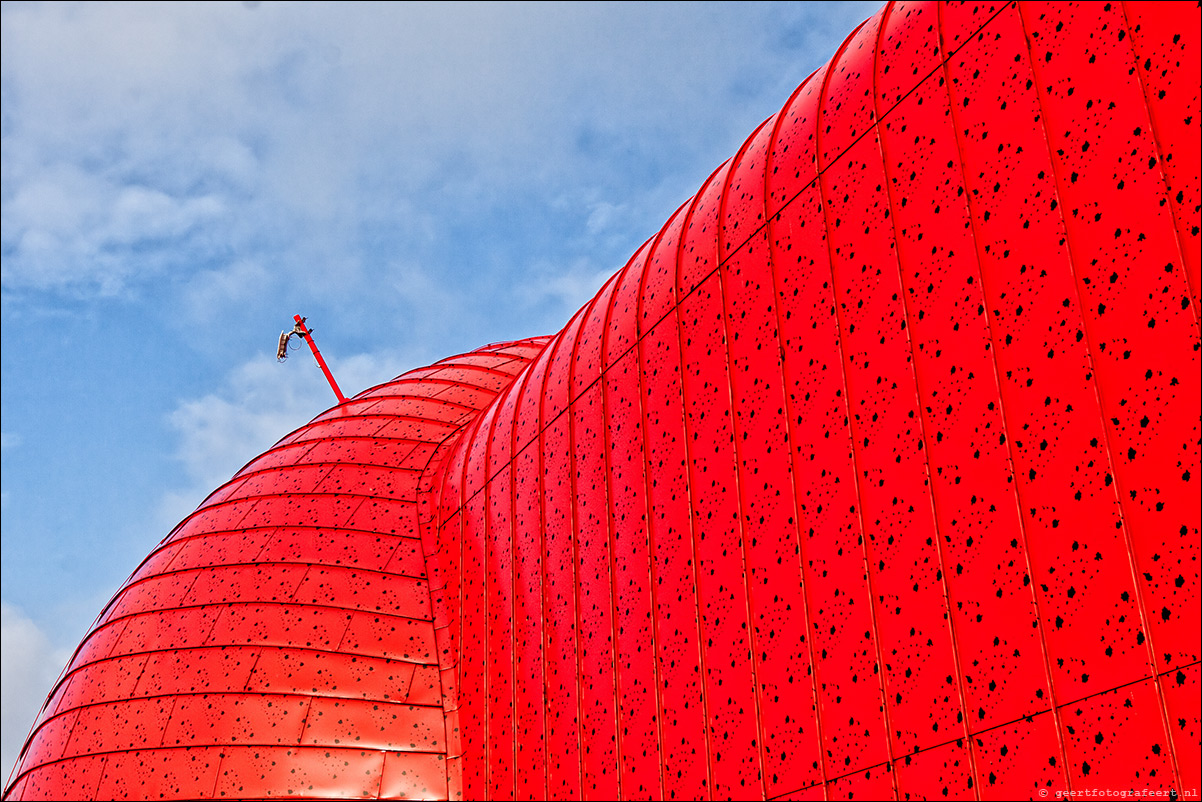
[455,408,487,792]
[532,342,553,802]
[934,0,1074,788]
[813,15,901,800]
[870,4,982,795]
[634,204,684,802]
[1120,3,1202,318]
[481,399,502,796]
[412,395,488,791]
[715,115,773,801]
[762,68,832,800]
[1013,3,1182,791]
[506,367,529,799]
[536,322,583,799]
[674,164,725,801]
[598,265,627,801]
[1115,1,1194,786]
[565,296,597,800]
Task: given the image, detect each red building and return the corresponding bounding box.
[6,1,1199,799]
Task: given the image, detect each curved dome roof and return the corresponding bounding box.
[5,339,549,800]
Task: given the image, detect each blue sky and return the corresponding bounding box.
[0,0,877,775]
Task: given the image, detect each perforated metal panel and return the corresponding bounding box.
[6,1,1199,799]
[5,340,549,801]
[422,2,1199,799]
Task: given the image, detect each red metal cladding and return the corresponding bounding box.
[5,339,549,801]
[7,1,1200,800]
[425,1,1198,799]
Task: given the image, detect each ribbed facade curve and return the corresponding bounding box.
[6,1,1199,799]
[5,339,550,800]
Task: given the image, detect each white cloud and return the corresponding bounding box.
[157,348,416,529]
[517,257,618,323]
[1,162,226,295]
[1,434,18,510]
[584,201,628,238]
[1,601,72,785]
[1,1,880,308]
[166,358,344,490]
[182,258,274,320]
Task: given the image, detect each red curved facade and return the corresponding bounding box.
[6,1,1200,799]
[3,339,551,800]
